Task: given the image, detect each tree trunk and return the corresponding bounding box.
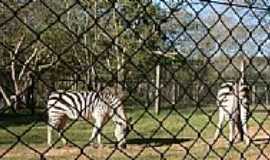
[172,79,176,105]
[0,85,11,106]
[266,87,269,106]
[91,0,97,90]
[91,66,96,90]
[252,85,256,105]
[155,64,160,114]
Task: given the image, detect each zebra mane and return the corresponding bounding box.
[99,85,128,126]
[100,84,127,100]
[100,86,114,96]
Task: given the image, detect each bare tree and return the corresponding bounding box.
[0,35,56,110]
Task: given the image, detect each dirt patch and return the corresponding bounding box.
[0,144,186,160]
[1,130,270,160]
[0,145,42,159]
[249,125,270,139]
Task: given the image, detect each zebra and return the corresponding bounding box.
[47,85,129,149]
[213,60,250,145]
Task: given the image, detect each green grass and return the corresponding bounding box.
[0,107,270,160]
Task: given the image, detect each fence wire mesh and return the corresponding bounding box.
[1,0,270,159]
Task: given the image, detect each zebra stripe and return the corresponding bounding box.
[47,88,128,148]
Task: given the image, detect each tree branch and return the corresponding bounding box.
[14,35,25,55]
[38,55,57,71]
[19,75,32,96]
[10,35,25,94]
[106,58,112,72]
[18,48,38,81]
[0,85,11,106]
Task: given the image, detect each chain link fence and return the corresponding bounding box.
[1,0,270,159]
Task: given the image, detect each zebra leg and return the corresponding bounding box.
[236,117,243,142]
[47,125,53,146]
[58,131,67,146]
[229,119,236,144]
[47,113,56,147]
[53,115,68,147]
[89,116,104,147]
[242,121,250,145]
[213,108,224,142]
[47,123,67,147]
[241,105,250,145]
[89,126,97,144]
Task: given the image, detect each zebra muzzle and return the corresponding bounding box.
[119,143,127,149]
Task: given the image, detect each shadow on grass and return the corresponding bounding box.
[0,112,46,127]
[253,138,270,144]
[127,137,192,147]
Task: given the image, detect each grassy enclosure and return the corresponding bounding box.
[1,0,270,159]
[0,107,270,160]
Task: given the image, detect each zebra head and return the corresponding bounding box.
[114,118,129,148]
[112,99,130,149]
[101,85,129,148]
